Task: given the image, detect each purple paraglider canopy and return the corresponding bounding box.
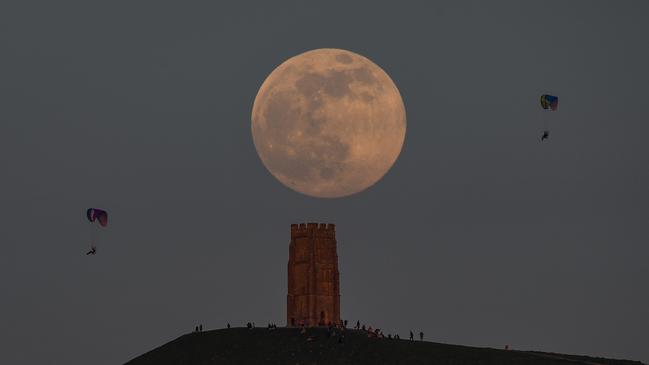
[86,208,108,227]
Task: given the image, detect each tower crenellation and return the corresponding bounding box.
[290,223,336,239]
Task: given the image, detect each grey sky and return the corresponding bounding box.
[1,1,648,364]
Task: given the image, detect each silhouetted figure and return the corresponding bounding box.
[362,325,366,331]
[388,334,392,339]
[344,319,348,328]
[227,323,231,329]
[247,322,252,329]
[199,324,203,332]
[410,331,414,341]
[419,331,424,341]
[541,130,549,141]
[86,246,96,255]
[195,326,198,332]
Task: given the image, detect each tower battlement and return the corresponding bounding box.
[290,222,336,239]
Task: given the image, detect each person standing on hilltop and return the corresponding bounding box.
[419,331,424,341]
[410,331,414,341]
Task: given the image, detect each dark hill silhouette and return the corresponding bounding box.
[125,327,644,365]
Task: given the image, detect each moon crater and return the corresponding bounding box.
[252,48,406,198]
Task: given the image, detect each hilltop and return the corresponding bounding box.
[124,327,644,365]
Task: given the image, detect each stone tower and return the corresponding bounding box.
[287,223,340,327]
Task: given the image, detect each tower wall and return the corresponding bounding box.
[287,223,340,327]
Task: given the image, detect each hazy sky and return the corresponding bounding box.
[1,1,648,364]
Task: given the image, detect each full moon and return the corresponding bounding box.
[251,49,406,198]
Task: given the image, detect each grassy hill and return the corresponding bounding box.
[125,327,644,365]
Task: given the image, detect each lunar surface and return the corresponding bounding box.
[251,48,406,198]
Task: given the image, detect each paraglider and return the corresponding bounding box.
[86,208,108,255]
[86,208,108,227]
[539,94,558,141]
[540,94,559,111]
